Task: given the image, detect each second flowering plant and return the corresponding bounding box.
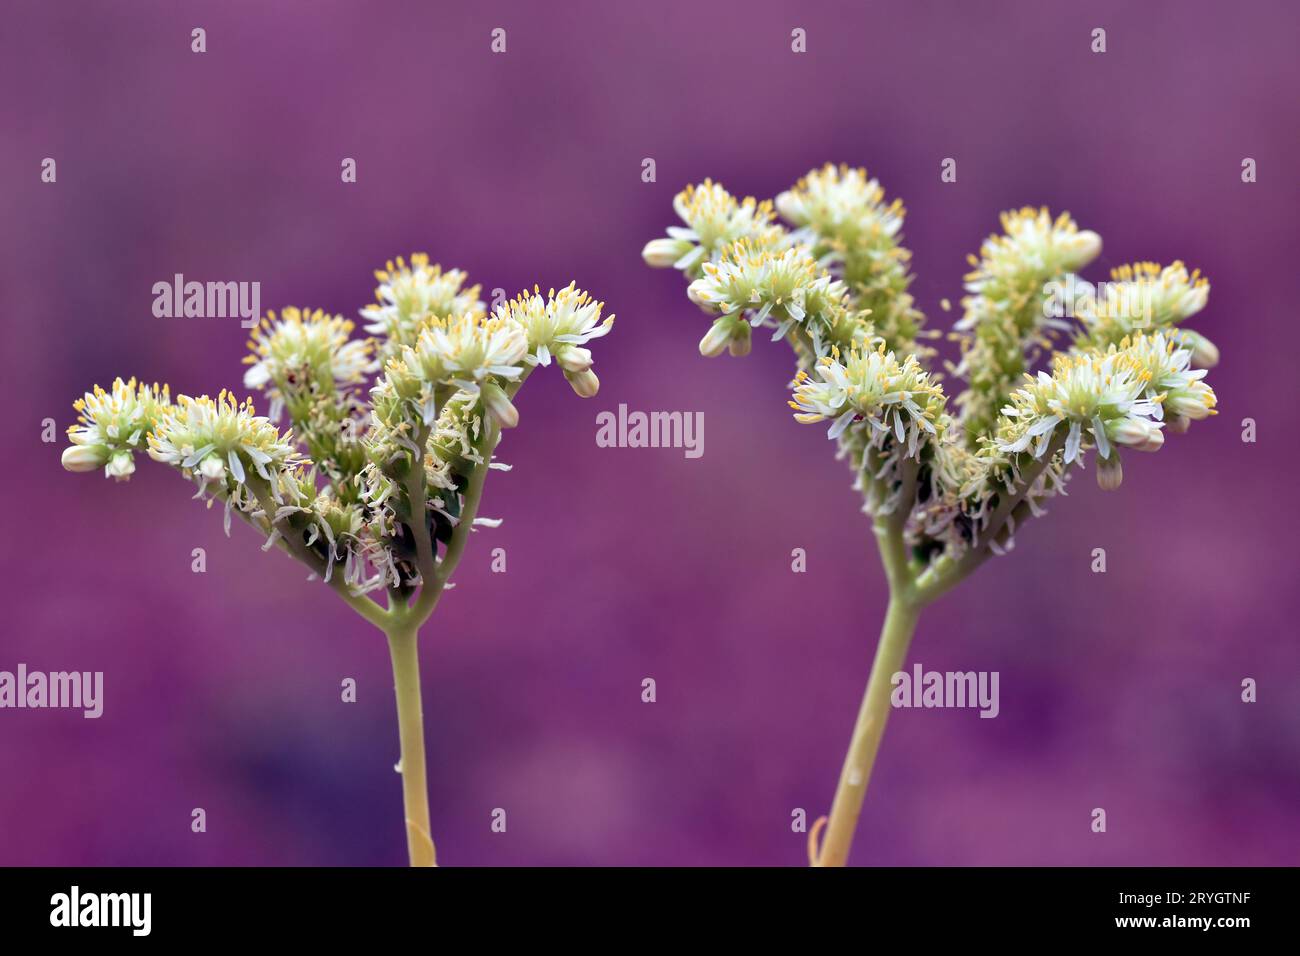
[61,254,613,866]
[644,166,1218,866]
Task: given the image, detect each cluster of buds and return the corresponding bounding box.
[645,165,1219,567]
[62,256,613,597]
[360,254,484,361]
[952,207,1103,444]
[1071,260,1217,366]
[62,377,171,480]
[641,179,782,277]
[775,164,927,359]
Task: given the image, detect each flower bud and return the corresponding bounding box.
[61,444,107,473]
[1096,452,1123,491]
[1181,330,1219,369]
[728,324,752,357]
[1062,230,1102,271]
[641,238,693,269]
[556,345,593,373]
[105,449,136,481]
[1107,417,1164,452]
[1165,392,1214,421]
[698,317,734,358]
[564,367,600,398]
[1175,283,1210,321]
[774,190,801,224]
[686,278,718,307]
[482,382,520,429]
[1165,414,1191,434]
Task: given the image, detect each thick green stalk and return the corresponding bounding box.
[813,434,1071,865]
[255,389,515,868]
[812,593,920,867]
[384,410,507,865]
[386,622,436,867]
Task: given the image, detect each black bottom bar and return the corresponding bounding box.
[0,866,1287,941]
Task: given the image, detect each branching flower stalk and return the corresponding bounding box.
[61,256,614,866]
[644,166,1218,867]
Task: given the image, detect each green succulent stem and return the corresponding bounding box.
[815,433,1067,866]
[372,371,530,866]
[814,584,920,868]
[378,415,500,867]
[245,396,508,867]
[386,620,435,866]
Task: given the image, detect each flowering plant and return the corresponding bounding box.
[62,254,613,866]
[644,166,1218,866]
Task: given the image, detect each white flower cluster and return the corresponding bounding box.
[644,169,921,364]
[790,345,946,455]
[62,378,171,480]
[1073,261,1217,367]
[789,344,950,519]
[496,282,614,397]
[384,312,528,430]
[242,307,376,421]
[687,241,853,355]
[63,253,614,600]
[373,282,614,440]
[992,332,1216,490]
[646,165,1222,571]
[997,354,1162,464]
[773,163,927,359]
[954,207,1104,443]
[775,163,904,253]
[644,170,937,503]
[962,208,1103,305]
[1114,331,1218,429]
[146,390,304,489]
[641,180,781,277]
[362,254,485,361]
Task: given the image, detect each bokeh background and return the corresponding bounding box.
[1,0,1297,866]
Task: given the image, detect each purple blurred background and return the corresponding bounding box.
[1,0,1297,866]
